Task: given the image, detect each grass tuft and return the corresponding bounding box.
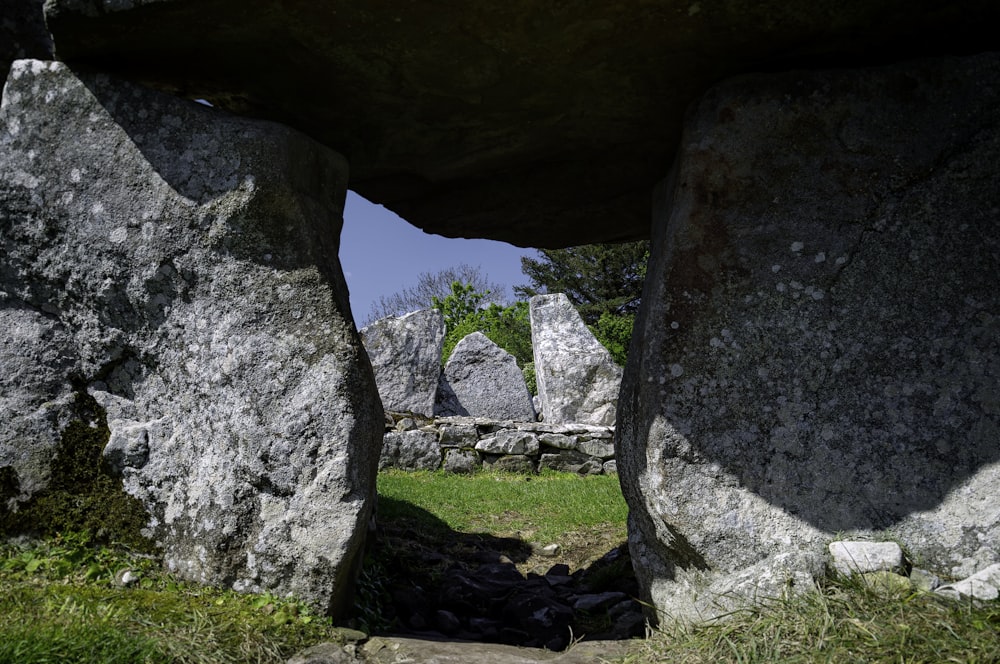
[635,573,1000,663]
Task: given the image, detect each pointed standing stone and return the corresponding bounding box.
[530,294,622,426]
[435,332,536,421]
[361,309,444,417]
[0,60,382,617]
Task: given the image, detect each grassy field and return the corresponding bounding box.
[376,469,628,545]
[2,471,998,663]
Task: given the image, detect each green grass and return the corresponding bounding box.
[4,475,999,663]
[0,533,360,664]
[634,574,1000,664]
[376,468,629,544]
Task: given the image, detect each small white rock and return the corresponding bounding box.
[936,563,1000,601]
[829,541,904,576]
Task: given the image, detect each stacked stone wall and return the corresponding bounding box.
[380,413,617,475]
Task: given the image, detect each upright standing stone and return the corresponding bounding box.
[0,60,383,616]
[361,309,444,417]
[618,53,1000,622]
[435,332,536,421]
[530,294,622,426]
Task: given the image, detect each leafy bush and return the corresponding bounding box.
[589,312,635,366]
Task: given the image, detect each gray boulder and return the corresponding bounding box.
[435,332,536,421]
[0,60,382,616]
[618,53,1000,622]
[380,430,441,471]
[530,294,622,426]
[361,309,444,417]
[475,430,540,456]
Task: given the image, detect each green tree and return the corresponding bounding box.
[515,241,647,366]
[364,263,507,325]
[588,312,634,366]
[431,281,490,335]
[514,241,648,325]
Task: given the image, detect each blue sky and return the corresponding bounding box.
[339,191,535,324]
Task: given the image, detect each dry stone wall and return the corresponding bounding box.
[380,413,617,475]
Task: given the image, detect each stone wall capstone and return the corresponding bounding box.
[0,60,383,617]
[531,294,623,426]
[618,53,1000,622]
[361,309,444,417]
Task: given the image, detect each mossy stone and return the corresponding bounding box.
[0,387,154,552]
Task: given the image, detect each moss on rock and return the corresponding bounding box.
[0,387,154,553]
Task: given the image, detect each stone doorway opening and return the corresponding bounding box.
[340,194,645,650]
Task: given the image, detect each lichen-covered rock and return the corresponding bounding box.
[618,53,1000,622]
[435,332,536,421]
[539,450,602,476]
[0,60,382,616]
[361,309,444,417]
[475,430,540,456]
[530,294,622,426]
[380,430,441,471]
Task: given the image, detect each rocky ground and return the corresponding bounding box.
[355,513,646,652]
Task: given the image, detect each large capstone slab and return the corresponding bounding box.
[0,60,383,616]
[361,309,445,417]
[531,294,622,426]
[617,53,1000,622]
[39,1,1000,247]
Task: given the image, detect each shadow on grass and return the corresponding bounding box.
[353,495,641,649]
[374,495,534,565]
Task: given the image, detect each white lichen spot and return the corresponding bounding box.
[670,364,684,378]
[263,253,272,262]
[835,255,848,265]
[670,321,680,330]
[7,116,20,136]
[791,241,804,252]
[70,168,82,183]
[811,289,825,300]
[776,282,787,293]
[90,202,105,216]
[814,252,826,263]
[771,264,782,273]
[790,281,803,290]
[60,191,74,205]
[710,337,724,349]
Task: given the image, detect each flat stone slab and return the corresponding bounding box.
[829,542,904,576]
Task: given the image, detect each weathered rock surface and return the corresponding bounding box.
[618,53,1000,622]
[435,332,536,421]
[829,541,905,576]
[361,310,444,417]
[936,563,1000,602]
[0,60,382,616]
[379,430,441,472]
[38,1,1000,247]
[531,294,622,426]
